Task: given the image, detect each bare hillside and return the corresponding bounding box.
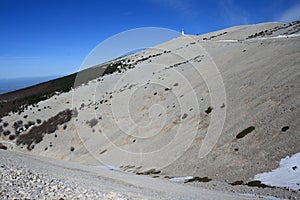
[1,20,300,199]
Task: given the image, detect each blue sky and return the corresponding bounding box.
[0,0,300,79]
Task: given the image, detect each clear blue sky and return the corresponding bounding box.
[1,0,300,78]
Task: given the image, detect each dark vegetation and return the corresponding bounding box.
[205,107,213,114]
[24,121,35,130]
[236,126,255,139]
[229,180,271,188]
[246,180,270,188]
[13,120,23,135]
[0,63,109,118]
[9,135,16,140]
[136,169,161,175]
[181,113,188,119]
[0,49,168,118]
[104,51,164,75]
[281,126,289,132]
[87,118,98,128]
[203,32,227,40]
[3,122,8,127]
[3,130,10,136]
[16,109,77,150]
[230,180,244,186]
[99,149,107,155]
[164,55,203,70]
[0,143,7,150]
[13,120,37,136]
[246,20,300,40]
[184,176,212,183]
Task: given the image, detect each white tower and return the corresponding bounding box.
[181,29,185,36]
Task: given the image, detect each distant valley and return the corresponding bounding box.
[0,76,59,94]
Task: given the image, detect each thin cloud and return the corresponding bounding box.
[279,3,300,22]
[219,0,248,26]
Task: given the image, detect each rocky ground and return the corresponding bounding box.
[1,150,279,200]
[0,165,126,199]
[0,151,155,200]
[1,150,300,199]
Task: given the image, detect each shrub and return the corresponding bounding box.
[16,109,75,150]
[9,135,16,140]
[136,169,161,175]
[3,130,10,136]
[87,118,98,128]
[230,180,243,186]
[281,126,289,132]
[181,113,188,119]
[99,149,107,154]
[0,143,7,150]
[246,181,270,188]
[184,177,212,183]
[236,126,255,139]
[3,122,8,127]
[205,107,213,114]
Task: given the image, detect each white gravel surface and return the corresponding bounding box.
[0,150,262,200]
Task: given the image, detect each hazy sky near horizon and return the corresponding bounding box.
[0,0,300,78]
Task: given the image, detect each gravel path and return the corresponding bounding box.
[0,150,259,200]
[0,164,135,199]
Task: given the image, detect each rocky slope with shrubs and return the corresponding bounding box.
[0,20,300,199]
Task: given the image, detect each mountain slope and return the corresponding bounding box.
[0,20,300,197]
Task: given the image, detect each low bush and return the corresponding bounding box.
[3,130,10,136]
[87,118,98,128]
[0,143,7,150]
[236,126,255,139]
[184,177,212,183]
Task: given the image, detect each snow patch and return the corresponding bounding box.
[272,33,300,39]
[257,33,300,40]
[95,165,120,171]
[169,176,194,182]
[217,40,238,42]
[254,152,300,190]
